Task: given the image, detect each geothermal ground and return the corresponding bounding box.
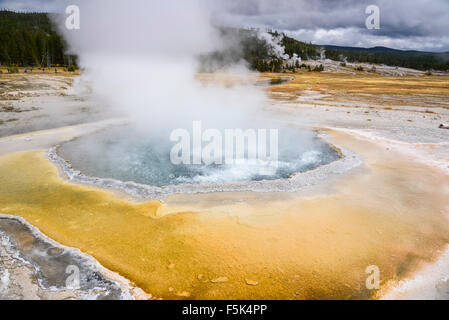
[0,66,448,300]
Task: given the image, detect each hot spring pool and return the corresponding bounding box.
[58,126,339,188]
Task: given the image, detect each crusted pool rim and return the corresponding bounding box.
[47,130,362,200]
[0,213,150,300]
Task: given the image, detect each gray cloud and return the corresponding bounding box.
[213,0,449,51]
[215,0,449,36]
[1,0,448,52]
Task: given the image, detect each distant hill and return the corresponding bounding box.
[1,10,447,72]
[201,28,449,72]
[323,45,449,71]
[199,27,320,72]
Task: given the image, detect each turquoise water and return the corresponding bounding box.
[59,126,339,187]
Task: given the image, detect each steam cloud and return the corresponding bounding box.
[52,0,323,186]
[257,31,301,64]
[55,0,271,133]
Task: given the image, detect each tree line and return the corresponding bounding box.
[198,28,321,73]
[324,46,449,72]
[2,10,447,72]
[0,10,76,67]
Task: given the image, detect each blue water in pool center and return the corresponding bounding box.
[59,125,339,187]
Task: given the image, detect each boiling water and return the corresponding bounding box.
[59,126,339,187]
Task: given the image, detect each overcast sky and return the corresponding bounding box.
[1,0,448,52]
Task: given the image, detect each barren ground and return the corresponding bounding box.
[0,68,448,300]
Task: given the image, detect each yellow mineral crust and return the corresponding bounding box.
[0,131,448,300]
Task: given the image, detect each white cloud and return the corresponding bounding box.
[286,27,449,52]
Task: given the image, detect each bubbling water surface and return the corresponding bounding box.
[59,126,339,187]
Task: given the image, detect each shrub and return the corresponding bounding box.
[8,66,19,73]
[313,64,324,72]
[67,65,77,72]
